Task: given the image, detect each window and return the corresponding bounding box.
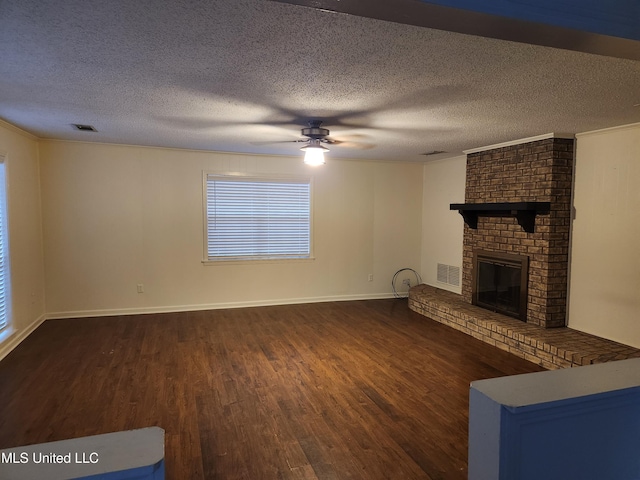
[0,156,11,336]
[204,174,312,262]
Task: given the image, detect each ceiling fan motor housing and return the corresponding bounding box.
[301,121,329,139]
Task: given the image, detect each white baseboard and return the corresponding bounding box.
[45,292,399,320]
[0,314,47,362]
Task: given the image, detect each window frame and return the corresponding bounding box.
[202,172,314,265]
[0,154,12,341]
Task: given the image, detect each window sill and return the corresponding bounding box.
[0,326,15,344]
[202,257,316,266]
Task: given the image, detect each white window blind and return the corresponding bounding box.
[205,175,311,261]
[0,160,10,333]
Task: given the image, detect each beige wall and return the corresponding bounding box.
[421,155,466,293]
[568,123,640,348]
[39,141,423,317]
[0,121,46,360]
[5,119,638,353]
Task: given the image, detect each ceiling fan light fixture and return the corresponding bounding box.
[301,139,328,166]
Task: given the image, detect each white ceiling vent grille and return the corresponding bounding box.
[437,263,460,287]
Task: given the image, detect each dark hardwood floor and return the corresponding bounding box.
[0,299,544,479]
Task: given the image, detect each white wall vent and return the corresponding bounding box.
[437,263,460,287]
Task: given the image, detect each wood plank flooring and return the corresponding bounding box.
[0,299,544,479]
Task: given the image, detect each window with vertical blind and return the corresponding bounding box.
[0,157,11,335]
[204,174,312,262]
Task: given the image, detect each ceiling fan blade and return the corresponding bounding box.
[324,136,375,150]
[336,141,376,150]
[250,139,308,146]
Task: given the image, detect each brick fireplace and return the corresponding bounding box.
[409,135,640,368]
[458,136,574,328]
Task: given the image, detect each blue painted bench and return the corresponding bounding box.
[469,358,640,479]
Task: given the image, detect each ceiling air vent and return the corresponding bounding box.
[437,263,460,287]
[72,124,98,132]
[421,150,446,156]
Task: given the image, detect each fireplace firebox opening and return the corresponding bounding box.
[472,250,529,321]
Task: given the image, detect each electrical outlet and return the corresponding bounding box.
[368,274,373,282]
[137,283,144,293]
[402,279,411,287]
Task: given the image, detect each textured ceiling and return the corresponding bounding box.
[1,0,639,162]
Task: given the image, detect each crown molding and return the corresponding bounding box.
[463,133,575,154]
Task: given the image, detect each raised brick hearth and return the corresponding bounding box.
[409,285,640,369]
[462,137,574,327]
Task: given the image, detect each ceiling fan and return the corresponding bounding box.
[297,120,339,165]
[253,120,349,166]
